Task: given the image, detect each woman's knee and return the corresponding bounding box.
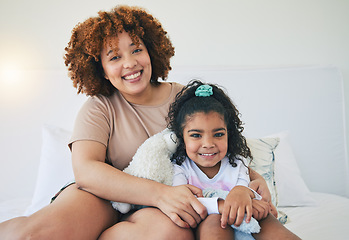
[156,216,194,240]
[254,214,301,240]
[2,185,118,240]
[0,216,32,240]
[125,208,195,240]
[0,215,59,240]
[196,214,234,240]
[0,214,75,240]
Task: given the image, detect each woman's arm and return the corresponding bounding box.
[71,140,207,228]
[248,168,271,202]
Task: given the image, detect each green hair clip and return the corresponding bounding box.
[195,84,213,97]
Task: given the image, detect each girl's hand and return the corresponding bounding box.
[156,184,207,228]
[220,186,254,228]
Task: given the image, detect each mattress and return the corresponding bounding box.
[280,192,349,239]
[0,198,31,223]
[1,192,348,239]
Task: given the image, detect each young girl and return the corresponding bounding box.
[167,80,300,240]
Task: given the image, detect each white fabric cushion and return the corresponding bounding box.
[268,131,316,207]
[24,125,74,215]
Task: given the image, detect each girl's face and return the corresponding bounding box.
[100,31,152,103]
[183,111,228,177]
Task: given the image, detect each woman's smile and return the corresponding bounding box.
[100,31,152,103]
[122,70,142,81]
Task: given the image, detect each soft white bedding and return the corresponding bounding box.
[280,192,349,240]
[0,198,30,223]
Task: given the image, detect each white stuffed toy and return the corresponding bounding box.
[111,128,177,213]
[111,128,260,240]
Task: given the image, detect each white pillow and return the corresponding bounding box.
[25,125,74,215]
[268,131,316,207]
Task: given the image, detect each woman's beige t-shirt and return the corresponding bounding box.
[69,82,183,170]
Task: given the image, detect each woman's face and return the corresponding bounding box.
[100,31,152,102]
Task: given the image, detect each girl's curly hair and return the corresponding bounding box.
[167,80,252,167]
[64,5,175,96]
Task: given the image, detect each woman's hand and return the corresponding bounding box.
[249,170,271,203]
[252,199,278,220]
[270,202,278,218]
[249,169,278,219]
[156,184,207,229]
[220,186,254,228]
[251,198,270,220]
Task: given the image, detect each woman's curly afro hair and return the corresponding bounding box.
[64,5,175,96]
[167,80,252,167]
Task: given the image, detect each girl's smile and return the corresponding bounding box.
[183,111,228,178]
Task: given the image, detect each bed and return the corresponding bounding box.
[1,65,348,239]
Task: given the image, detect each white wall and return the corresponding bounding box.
[1,0,348,199]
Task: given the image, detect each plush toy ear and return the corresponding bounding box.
[162,128,178,154]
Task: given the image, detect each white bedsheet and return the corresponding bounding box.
[0,198,31,223]
[280,192,349,240]
[1,192,348,239]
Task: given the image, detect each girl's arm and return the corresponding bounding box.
[71,140,207,228]
[220,185,255,228]
[219,163,265,228]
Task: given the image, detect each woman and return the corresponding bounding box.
[0,5,272,240]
